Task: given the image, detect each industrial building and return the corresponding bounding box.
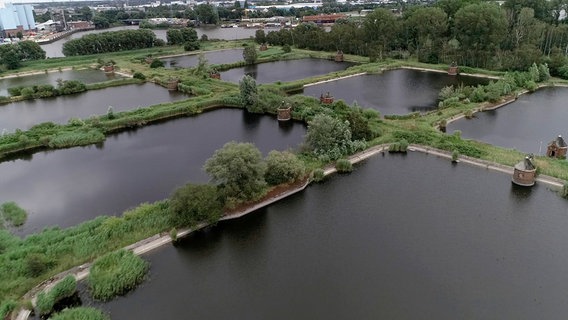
[0,0,35,38]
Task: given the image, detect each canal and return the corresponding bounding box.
[446,87,568,154]
[302,69,489,115]
[0,109,306,235]
[85,152,568,320]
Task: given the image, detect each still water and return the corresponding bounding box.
[0,109,305,235]
[88,152,568,320]
[0,69,122,97]
[447,87,568,154]
[162,49,244,68]
[302,69,489,115]
[0,83,187,131]
[40,26,257,58]
[220,59,353,84]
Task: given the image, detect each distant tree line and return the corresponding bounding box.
[263,0,568,75]
[62,29,163,56]
[0,41,45,71]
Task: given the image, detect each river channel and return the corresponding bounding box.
[302,69,489,115]
[0,109,305,235]
[447,87,568,154]
[40,26,258,58]
[0,83,188,132]
[220,59,354,84]
[84,152,568,320]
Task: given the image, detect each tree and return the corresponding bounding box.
[169,184,223,226]
[304,114,353,161]
[78,6,93,21]
[167,29,183,45]
[239,75,260,113]
[363,9,399,60]
[243,45,257,65]
[195,4,219,25]
[255,29,266,44]
[264,151,306,185]
[204,142,267,207]
[404,7,448,63]
[2,48,21,70]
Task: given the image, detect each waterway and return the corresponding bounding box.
[40,26,258,58]
[0,109,305,236]
[220,59,354,84]
[162,49,244,68]
[446,87,568,155]
[0,69,122,97]
[0,83,187,132]
[84,152,568,320]
[302,69,489,115]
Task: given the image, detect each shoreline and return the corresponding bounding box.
[15,143,565,320]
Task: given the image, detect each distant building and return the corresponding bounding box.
[302,14,346,25]
[0,1,35,38]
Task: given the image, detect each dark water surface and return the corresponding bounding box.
[0,83,187,131]
[220,59,354,84]
[162,49,244,68]
[0,69,122,97]
[302,69,489,115]
[0,109,305,235]
[447,87,568,154]
[88,152,568,320]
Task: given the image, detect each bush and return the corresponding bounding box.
[335,159,353,173]
[184,40,200,51]
[264,151,306,185]
[133,72,146,80]
[312,168,325,182]
[36,275,77,316]
[0,300,17,319]
[50,307,109,320]
[26,253,53,277]
[88,250,149,301]
[150,59,165,68]
[0,201,27,227]
[282,44,291,53]
[452,150,459,162]
[169,184,223,226]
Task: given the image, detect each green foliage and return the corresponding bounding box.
[282,44,291,53]
[561,183,568,199]
[88,249,149,301]
[62,29,158,56]
[50,307,109,320]
[255,29,266,44]
[305,114,353,161]
[0,201,27,227]
[243,45,258,65]
[264,151,306,185]
[0,300,17,319]
[169,184,223,226]
[335,159,353,173]
[25,253,54,277]
[388,140,408,153]
[452,150,460,162]
[133,72,146,80]
[345,107,377,141]
[184,40,201,51]
[204,142,267,207]
[36,275,77,316]
[239,75,261,113]
[150,59,165,68]
[312,168,326,182]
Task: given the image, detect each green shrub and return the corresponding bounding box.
[0,201,27,226]
[452,150,459,162]
[335,159,353,173]
[50,307,109,320]
[312,168,325,182]
[0,300,17,319]
[150,59,164,68]
[169,184,223,226]
[133,72,146,80]
[88,249,149,301]
[264,151,306,185]
[282,44,291,53]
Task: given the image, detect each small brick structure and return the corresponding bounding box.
[277,106,292,121]
[260,43,268,51]
[546,135,567,159]
[320,92,334,104]
[166,78,179,91]
[335,50,344,62]
[512,155,536,187]
[448,62,458,75]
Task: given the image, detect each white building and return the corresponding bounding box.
[0,0,35,38]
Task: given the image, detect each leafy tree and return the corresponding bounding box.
[204,142,267,206]
[1,48,21,70]
[346,108,375,141]
[239,75,260,113]
[17,41,46,60]
[264,151,306,185]
[167,29,184,45]
[169,184,223,226]
[255,29,266,44]
[305,114,353,161]
[363,9,398,60]
[243,45,258,65]
[195,4,219,24]
[78,6,93,21]
[404,7,448,63]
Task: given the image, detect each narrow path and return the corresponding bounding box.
[303,72,367,87]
